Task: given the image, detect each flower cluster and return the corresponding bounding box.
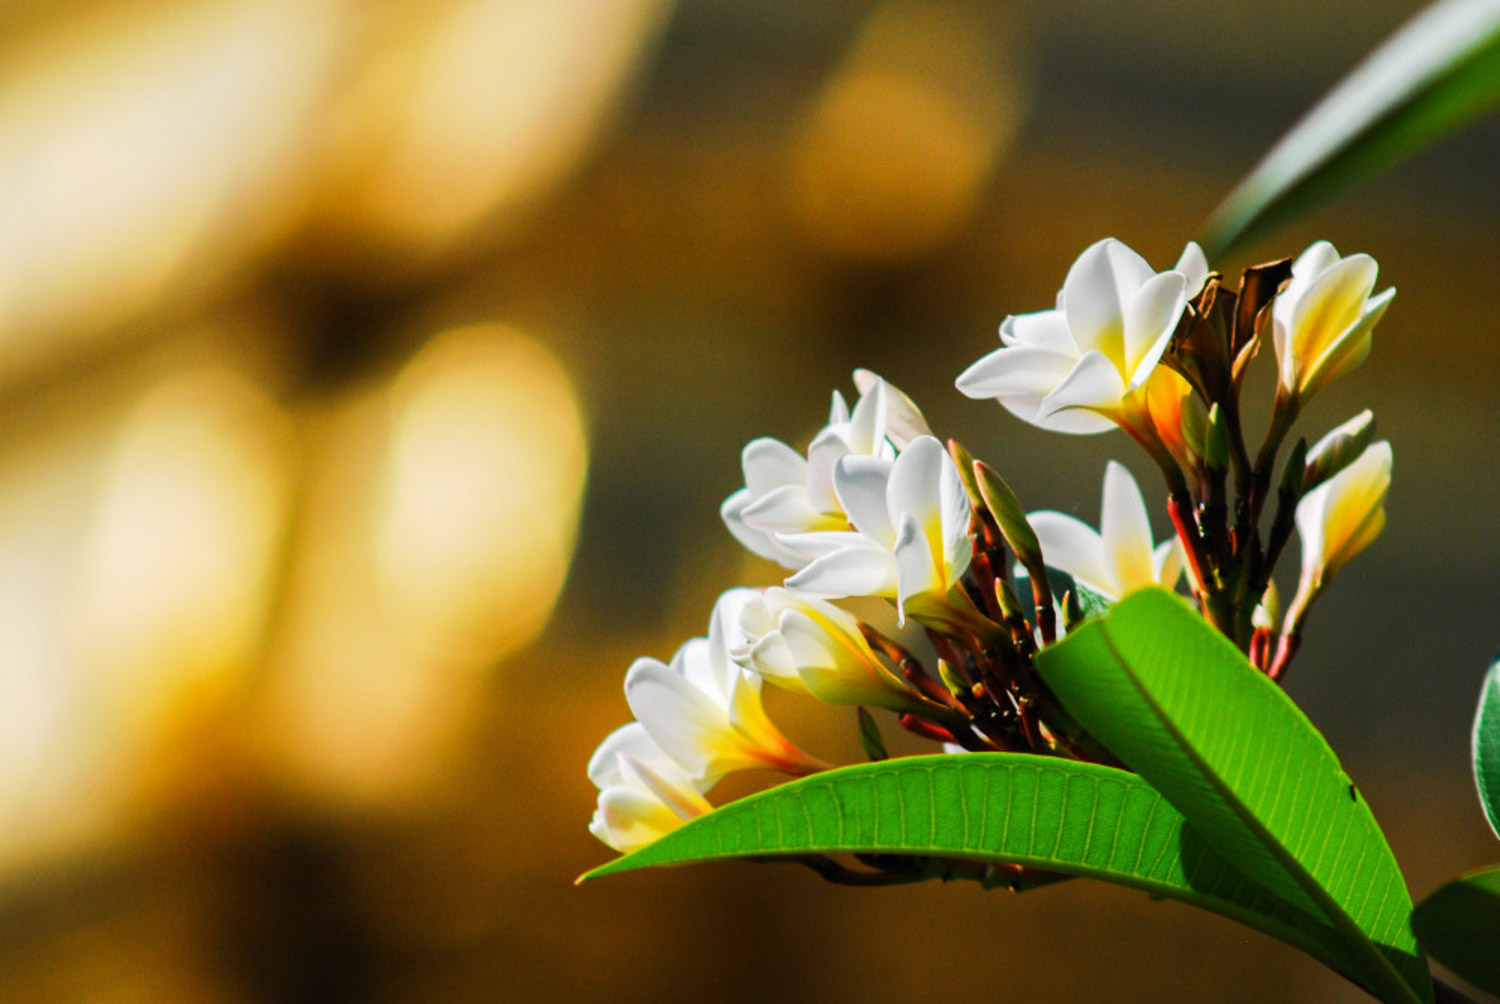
[589,236,1395,863]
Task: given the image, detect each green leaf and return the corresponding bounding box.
[1473,653,1500,839]
[1036,588,1431,1004]
[1201,0,1500,259]
[1412,866,1500,996]
[581,753,1359,977]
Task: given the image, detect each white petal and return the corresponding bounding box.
[779,608,912,711]
[847,377,888,455]
[709,588,761,673]
[747,633,802,686]
[853,369,931,448]
[833,454,898,546]
[624,657,734,780]
[591,787,683,852]
[722,488,799,566]
[828,389,850,425]
[1063,239,1126,359]
[1040,351,1128,419]
[805,427,851,514]
[886,436,947,553]
[1028,511,1110,594]
[671,638,726,705]
[1152,538,1187,592]
[1100,460,1156,595]
[587,721,659,789]
[1175,241,1209,298]
[775,529,868,559]
[1000,309,1077,353]
[1300,286,1394,394]
[1288,254,1379,370]
[1122,270,1186,383]
[741,437,806,495]
[619,753,713,819]
[785,543,899,599]
[1291,240,1341,284]
[938,447,974,583]
[955,345,1080,400]
[1002,393,1117,435]
[1103,238,1156,296]
[741,484,836,535]
[894,512,942,618]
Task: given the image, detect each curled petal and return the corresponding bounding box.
[784,542,899,599]
[956,344,1079,401]
[893,512,942,618]
[741,437,805,495]
[1122,271,1186,384]
[1063,239,1127,360]
[1040,351,1128,421]
[833,455,898,547]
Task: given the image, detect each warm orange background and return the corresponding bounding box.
[0,1,1493,1000]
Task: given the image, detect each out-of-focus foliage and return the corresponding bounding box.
[1204,0,1500,257]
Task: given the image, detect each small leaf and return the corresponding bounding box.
[1037,588,1431,1004]
[1202,0,1500,258]
[580,753,1358,979]
[1472,653,1500,838]
[1412,866,1500,996]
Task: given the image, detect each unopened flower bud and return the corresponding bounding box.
[1302,410,1376,495]
[1204,403,1230,475]
[1295,441,1391,587]
[856,707,888,762]
[973,460,1043,578]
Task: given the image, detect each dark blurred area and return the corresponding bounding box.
[0,0,1493,1000]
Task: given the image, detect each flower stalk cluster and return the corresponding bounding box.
[589,236,1396,875]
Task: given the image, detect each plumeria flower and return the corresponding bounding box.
[587,722,713,853]
[624,592,827,784]
[733,588,933,713]
[1025,460,1187,601]
[721,370,931,568]
[956,239,1208,435]
[779,435,972,624]
[1294,440,1391,590]
[1272,241,1394,405]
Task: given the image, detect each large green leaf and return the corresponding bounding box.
[1201,0,1500,259]
[1473,654,1500,839]
[1036,588,1431,1004]
[581,753,1365,982]
[1412,866,1500,996]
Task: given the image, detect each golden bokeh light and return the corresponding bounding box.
[0,0,341,368]
[72,370,295,770]
[314,0,672,253]
[260,323,587,805]
[783,1,1030,261]
[0,362,291,870]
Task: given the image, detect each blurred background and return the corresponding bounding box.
[0,0,1494,1000]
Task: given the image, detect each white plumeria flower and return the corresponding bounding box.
[624,593,826,784]
[780,435,972,623]
[587,722,712,853]
[733,588,931,713]
[1294,440,1391,589]
[1026,460,1186,601]
[721,370,932,568]
[1272,241,1394,404]
[956,239,1207,435]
